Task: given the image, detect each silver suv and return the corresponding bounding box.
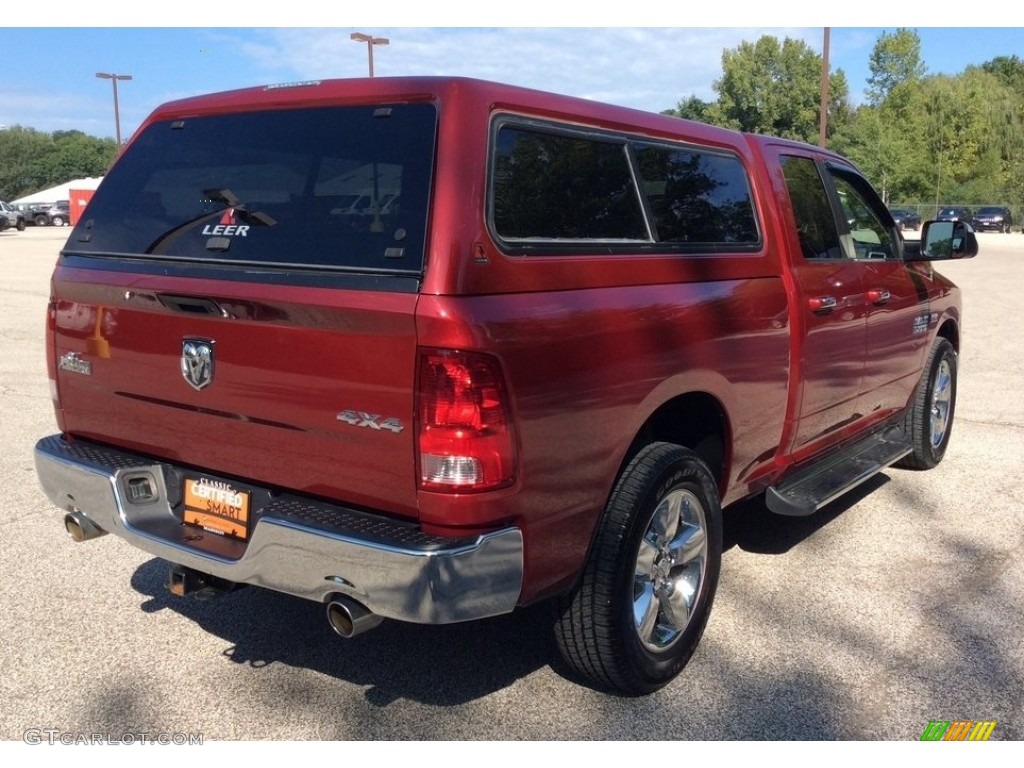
[0,201,27,231]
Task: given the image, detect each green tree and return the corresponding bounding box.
[974,57,1024,208]
[663,28,1024,219]
[40,131,117,183]
[0,126,116,201]
[0,126,50,200]
[866,28,926,108]
[835,28,932,203]
[832,107,918,203]
[920,71,1004,204]
[662,95,714,123]
[980,55,1024,93]
[712,36,850,143]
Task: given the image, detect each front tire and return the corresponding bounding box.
[554,443,722,694]
[897,337,957,470]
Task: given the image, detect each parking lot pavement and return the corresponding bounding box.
[1,227,1021,741]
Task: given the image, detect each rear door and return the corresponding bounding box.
[771,149,867,451]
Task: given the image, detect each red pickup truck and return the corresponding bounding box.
[34,77,976,694]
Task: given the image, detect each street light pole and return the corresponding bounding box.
[95,72,133,146]
[349,32,389,77]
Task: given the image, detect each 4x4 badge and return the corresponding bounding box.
[181,339,215,390]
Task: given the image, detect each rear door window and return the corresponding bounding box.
[780,155,844,260]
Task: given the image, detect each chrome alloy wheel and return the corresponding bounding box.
[632,488,708,652]
[930,357,953,449]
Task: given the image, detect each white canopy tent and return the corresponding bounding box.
[13,177,104,205]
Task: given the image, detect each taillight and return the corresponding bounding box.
[417,348,517,492]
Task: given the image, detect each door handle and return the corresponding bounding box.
[808,296,837,312]
[866,289,891,304]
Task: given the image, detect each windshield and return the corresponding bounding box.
[68,103,437,275]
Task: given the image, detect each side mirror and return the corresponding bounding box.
[908,220,979,261]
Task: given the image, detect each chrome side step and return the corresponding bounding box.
[766,425,912,517]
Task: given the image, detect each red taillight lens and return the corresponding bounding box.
[417,348,517,492]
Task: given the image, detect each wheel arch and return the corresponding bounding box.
[618,391,732,498]
[936,317,959,352]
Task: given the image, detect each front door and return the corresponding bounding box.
[772,150,867,453]
[823,166,930,419]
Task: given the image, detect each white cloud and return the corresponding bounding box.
[228,27,821,114]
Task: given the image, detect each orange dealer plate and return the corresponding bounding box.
[182,477,251,540]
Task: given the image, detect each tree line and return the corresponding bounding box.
[0,127,117,202]
[664,29,1024,217]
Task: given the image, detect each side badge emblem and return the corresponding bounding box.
[59,352,92,376]
[181,339,215,390]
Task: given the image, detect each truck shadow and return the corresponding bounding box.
[126,473,888,706]
[129,560,555,706]
[722,473,889,554]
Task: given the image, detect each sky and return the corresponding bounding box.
[3,5,1024,142]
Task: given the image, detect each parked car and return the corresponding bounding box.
[0,200,26,231]
[26,201,71,226]
[972,206,1013,233]
[12,202,46,225]
[45,201,71,226]
[889,208,921,231]
[936,206,974,224]
[34,76,977,695]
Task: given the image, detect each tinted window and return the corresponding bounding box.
[492,127,648,241]
[491,122,761,251]
[781,155,843,260]
[633,143,758,245]
[830,171,896,260]
[69,104,437,275]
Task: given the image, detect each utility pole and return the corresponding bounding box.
[818,28,830,148]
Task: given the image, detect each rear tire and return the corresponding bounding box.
[897,337,957,470]
[16,219,25,231]
[554,443,722,694]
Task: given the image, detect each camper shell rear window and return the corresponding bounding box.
[68,103,437,276]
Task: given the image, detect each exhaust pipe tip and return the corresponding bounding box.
[326,596,383,639]
[64,511,107,542]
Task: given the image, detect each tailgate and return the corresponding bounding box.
[52,267,421,518]
[47,97,439,519]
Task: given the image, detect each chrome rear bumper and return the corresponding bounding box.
[34,435,523,624]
